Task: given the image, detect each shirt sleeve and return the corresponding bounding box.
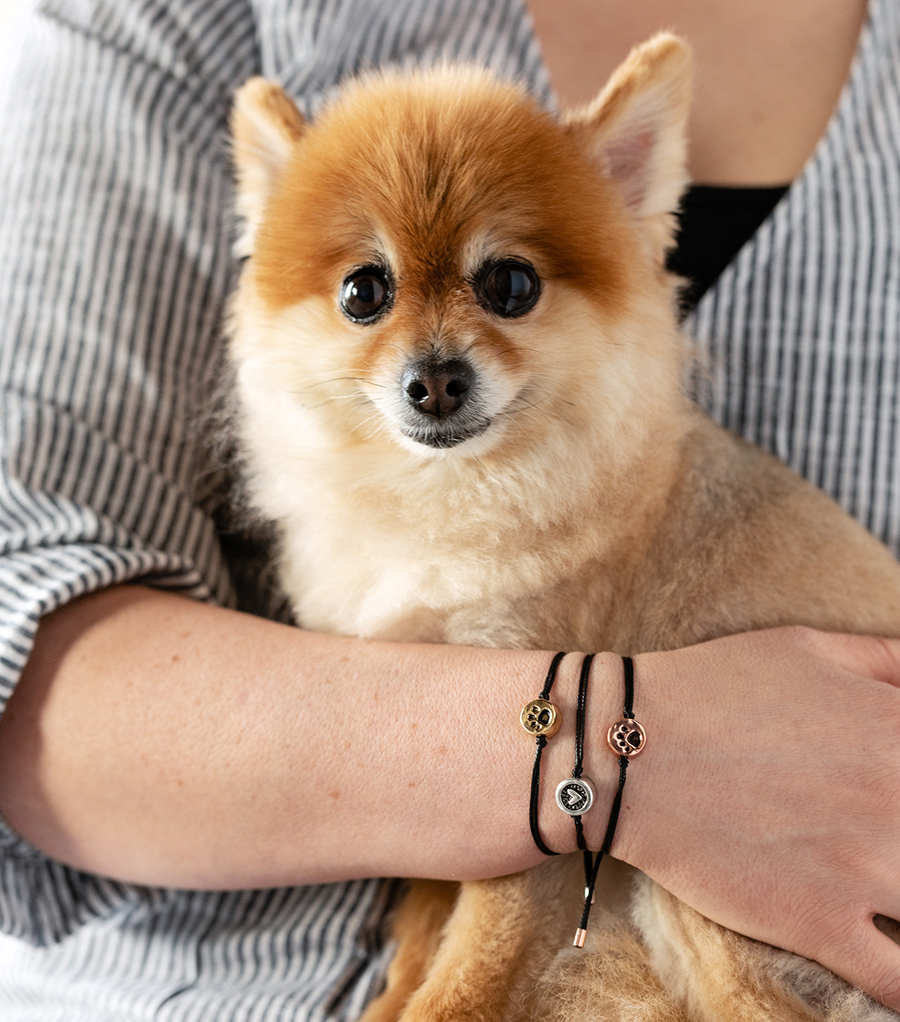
[0,0,259,944]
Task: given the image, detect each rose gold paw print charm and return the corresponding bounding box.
[607,718,646,757]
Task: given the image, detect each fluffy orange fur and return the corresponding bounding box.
[252,70,636,310]
[227,35,900,1022]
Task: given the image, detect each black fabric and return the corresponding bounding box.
[668,184,790,316]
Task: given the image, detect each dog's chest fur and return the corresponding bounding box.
[264,455,640,646]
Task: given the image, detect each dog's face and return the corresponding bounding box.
[230,37,690,471]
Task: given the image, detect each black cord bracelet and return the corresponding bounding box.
[520,651,566,856]
[555,653,596,895]
[573,654,646,948]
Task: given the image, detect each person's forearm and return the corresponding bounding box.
[0,585,622,888]
[7,587,900,1011]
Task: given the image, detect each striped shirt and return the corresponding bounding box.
[0,0,897,1018]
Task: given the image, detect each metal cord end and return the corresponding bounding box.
[573,928,587,948]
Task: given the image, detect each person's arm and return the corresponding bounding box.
[0,584,600,886]
[0,0,256,950]
[3,585,900,1008]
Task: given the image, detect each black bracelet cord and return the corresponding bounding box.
[528,652,567,856]
[622,653,636,719]
[572,653,595,888]
[574,655,637,946]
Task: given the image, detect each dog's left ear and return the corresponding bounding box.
[231,78,306,256]
[564,33,691,257]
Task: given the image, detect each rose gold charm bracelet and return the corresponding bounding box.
[573,654,645,947]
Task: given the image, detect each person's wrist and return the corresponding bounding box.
[523,651,579,857]
[583,649,666,866]
[535,651,626,856]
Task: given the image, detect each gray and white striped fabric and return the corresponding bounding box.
[0,0,896,1017]
[688,0,900,544]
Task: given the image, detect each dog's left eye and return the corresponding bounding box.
[340,267,393,323]
[475,260,541,318]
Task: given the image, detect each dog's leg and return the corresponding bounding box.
[763,920,900,1022]
[395,857,581,1022]
[360,880,460,1022]
[634,879,822,1021]
[532,923,691,1022]
[530,857,692,1022]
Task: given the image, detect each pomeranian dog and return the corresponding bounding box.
[226,34,900,1022]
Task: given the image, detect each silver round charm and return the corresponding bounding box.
[555,776,595,816]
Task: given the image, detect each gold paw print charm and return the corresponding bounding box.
[520,698,561,737]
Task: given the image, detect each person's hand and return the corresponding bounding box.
[615,627,900,1009]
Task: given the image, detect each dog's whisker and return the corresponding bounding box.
[288,373,378,395]
[362,422,391,443]
[353,408,390,439]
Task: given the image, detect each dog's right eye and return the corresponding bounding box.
[340,267,393,323]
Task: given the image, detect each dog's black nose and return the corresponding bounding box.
[403,358,474,419]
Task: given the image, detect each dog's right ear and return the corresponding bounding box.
[563,33,691,262]
[231,78,306,256]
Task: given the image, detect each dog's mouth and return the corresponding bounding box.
[400,417,492,449]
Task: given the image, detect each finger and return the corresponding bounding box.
[808,630,900,687]
[817,919,900,1011]
[864,636,900,688]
